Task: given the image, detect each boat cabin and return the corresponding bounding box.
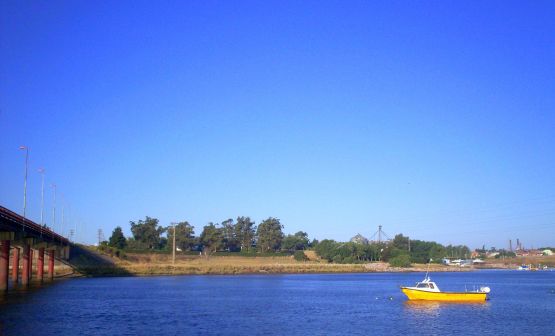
[411,277,440,292]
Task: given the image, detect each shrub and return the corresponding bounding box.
[332,255,343,263]
[293,250,308,261]
[97,244,126,259]
[389,255,412,268]
[342,256,355,264]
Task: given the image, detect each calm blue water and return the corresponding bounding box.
[0,270,554,335]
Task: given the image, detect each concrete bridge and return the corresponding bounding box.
[0,205,70,291]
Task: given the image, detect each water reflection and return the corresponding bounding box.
[404,300,489,315]
[0,280,66,306]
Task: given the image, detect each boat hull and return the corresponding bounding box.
[401,288,487,302]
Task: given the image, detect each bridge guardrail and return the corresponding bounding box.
[0,205,69,244]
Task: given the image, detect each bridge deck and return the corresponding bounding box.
[0,205,68,245]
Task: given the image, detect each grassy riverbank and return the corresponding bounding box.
[75,250,473,276]
[66,246,555,277]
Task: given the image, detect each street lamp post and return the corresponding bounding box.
[19,146,29,219]
[51,184,57,232]
[38,168,45,226]
[61,193,64,237]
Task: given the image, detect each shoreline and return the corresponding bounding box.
[69,251,549,277]
[75,261,477,277]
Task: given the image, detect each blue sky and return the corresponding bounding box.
[1,1,554,249]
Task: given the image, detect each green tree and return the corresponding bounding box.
[429,243,447,261]
[235,216,256,252]
[389,254,412,267]
[336,243,357,263]
[309,239,319,248]
[200,222,223,254]
[130,216,165,249]
[353,243,368,261]
[221,218,239,251]
[407,239,457,263]
[314,239,339,262]
[445,244,470,259]
[256,217,284,252]
[282,231,310,251]
[159,237,168,250]
[125,238,149,250]
[392,234,410,251]
[167,221,196,251]
[108,226,127,249]
[282,235,297,251]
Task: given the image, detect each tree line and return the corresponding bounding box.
[106,216,470,265]
[107,216,314,254]
[314,234,470,265]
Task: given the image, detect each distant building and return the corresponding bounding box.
[350,233,369,245]
[516,249,543,257]
[542,249,554,256]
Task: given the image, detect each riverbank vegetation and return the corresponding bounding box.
[81,250,472,276]
[97,215,473,270]
[79,214,555,276]
[313,234,469,265]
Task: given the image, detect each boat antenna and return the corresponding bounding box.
[425,258,432,280]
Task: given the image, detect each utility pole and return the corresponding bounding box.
[172,222,176,266]
[75,220,78,244]
[66,204,71,239]
[97,229,104,245]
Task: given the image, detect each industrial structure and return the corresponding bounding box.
[369,225,392,244]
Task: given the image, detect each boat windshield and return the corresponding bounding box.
[416,283,431,288]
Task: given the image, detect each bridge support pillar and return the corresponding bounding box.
[0,240,10,291]
[21,244,30,286]
[37,247,45,282]
[29,248,33,281]
[62,245,70,260]
[48,250,55,281]
[12,247,19,284]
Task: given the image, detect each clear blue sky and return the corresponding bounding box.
[1,1,554,249]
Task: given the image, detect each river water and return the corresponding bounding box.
[0,270,553,335]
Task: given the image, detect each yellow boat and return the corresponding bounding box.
[401,276,490,302]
